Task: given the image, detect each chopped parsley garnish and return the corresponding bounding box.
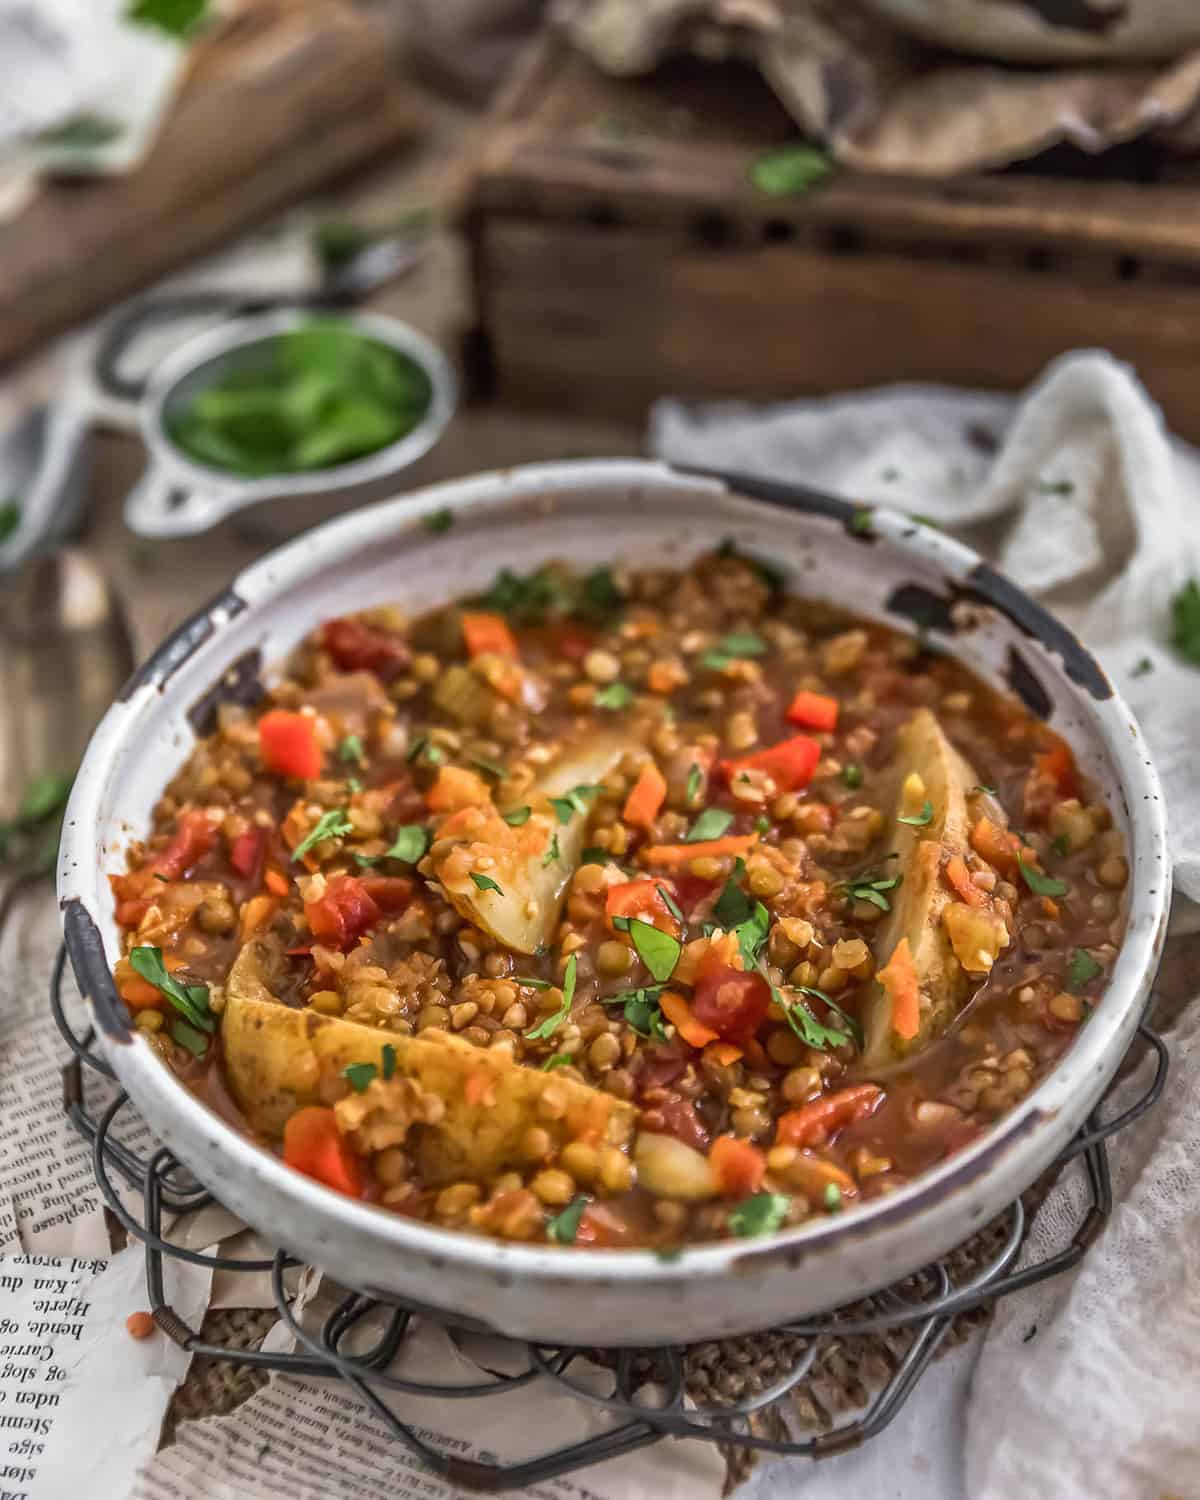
[344,1062,377,1093]
[0,498,21,544]
[687,807,734,842]
[550,783,604,825]
[502,806,532,826]
[733,902,770,968]
[580,846,608,865]
[475,564,624,628]
[170,1019,210,1057]
[897,799,934,827]
[750,143,833,197]
[1051,833,1070,858]
[405,734,445,767]
[381,1043,397,1081]
[542,832,561,868]
[823,1183,843,1212]
[686,763,704,803]
[470,872,504,895]
[657,884,684,925]
[604,984,667,1040]
[337,734,364,764]
[384,825,428,864]
[1170,579,1200,666]
[1131,656,1154,678]
[850,508,875,536]
[973,784,998,797]
[546,1194,588,1244]
[1017,858,1068,899]
[541,1053,573,1072]
[525,954,577,1040]
[347,776,363,796]
[471,756,506,780]
[701,632,767,671]
[794,985,864,1048]
[713,862,752,929]
[292,809,353,863]
[594,682,634,710]
[761,965,850,1051]
[129,947,214,1035]
[628,919,680,982]
[838,868,902,912]
[842,764,864,789]
[423,507,454,533]
[514,975,554,990]
[1067,948,1102,989]
[729,1192,790,1237]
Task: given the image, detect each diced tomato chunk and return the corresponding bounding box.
[690,951,770,1042]
[321,617,410,680]
[229,827,266,880]
[776,1085,884,1149]
[155,809,217,881]
[785,691,839,732]
[259,710,322,780]
[720,735,821,794]
[574,1203,634,1246]
[605,879,679,936]
[1034,737,1080,799]
[283,1107,364,1197]
[710,1134,766,1198]
[303,875,381,951]
[461,611,519,660]
[358,875,414,913]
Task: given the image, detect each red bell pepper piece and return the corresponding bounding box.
[229,826,266,881]
[721,734,821,794]
[690,950,771,1042]
[785,691,839,733]
[304,875,381,950]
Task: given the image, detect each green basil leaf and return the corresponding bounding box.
[542,832,561,868]
[687,808,734,843]
[546,1194,589,1244]
[549,784,604,825]
[628,919,681,983]
[656,884,684,925]
[525,954,577,1040]
[169,1019,210,1057]
[686,763,704,803]
[129,946,214,1033]
[385,825,428,864]
[337,734,364,765]
[470,872,504,895]
[713,865,753,930]
[502,806,532,826]
[344,1062,377,1093]
[733,902,770,968]
[1067,948,1103,990]
[1017,858,1069,898]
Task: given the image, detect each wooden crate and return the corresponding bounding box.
[455,28,1200,441]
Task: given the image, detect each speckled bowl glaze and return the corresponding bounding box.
[58,461,1169,1345]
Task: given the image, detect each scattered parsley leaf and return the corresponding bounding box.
[0,498,21,543]
[337,734,364,764]
[687,807,734,842]
[897,799,934,828]
[733,902,770,968]
[550,783,604,825]
[972,784,998,797]
[580,846,608,864]
[542,832,561,868]
[347,776,363,795]
[823,1183,843,1212]
[502,806,532,826]
[381,1043,397,1081]
[909,513,942,530]
[850,509,875,536]
[471,756,507,780]
[794,985,863,1048]
[470,872,504,895]
[541,1053,573,1072]
[604,984,668,1040]
[385,825,428,864]
[514,975,554,990]
[525,954,577,1040]
[713,862,753,929]
[764,966,849,1052]
[170,1018,210,1057]
[405,734,445,767]
[750,144,833,197]
[1067,948,1102,990]
[1017,858,1068,898]
[546,1194,589,1244]
[628,919,681,982]
[129,947,214,1033]
[838,868,903,912]
[755,815,771,834]
[729,1192,790,1237]
[1170,580,1200,666]
[344,1062,377,1093]
[1051,833,1070,858]
[657,884,684,925]
[594,682,634,710]
[126,0,209,39]
[1131,656,1154,679]
[423,507,454,534]
[686,763,704,803]
[701,632,767,671]
[292,809,353,863]
[842,764,863,789]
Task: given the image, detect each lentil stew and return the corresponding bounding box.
[109,551,1127,1250]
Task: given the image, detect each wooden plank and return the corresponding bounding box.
[0,3,418,368]
[479,219,1200,440]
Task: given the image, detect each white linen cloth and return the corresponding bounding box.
[651,351,1200,1500]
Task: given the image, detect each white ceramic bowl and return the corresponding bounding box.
[59,460,1169,1344]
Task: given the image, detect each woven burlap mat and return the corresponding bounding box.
[158,955,1199,1489]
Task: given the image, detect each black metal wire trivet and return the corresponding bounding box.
[50,947,1169,1492]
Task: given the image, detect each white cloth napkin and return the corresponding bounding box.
[651,351,1200,1500]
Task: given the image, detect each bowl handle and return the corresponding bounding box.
[124,462,239,538]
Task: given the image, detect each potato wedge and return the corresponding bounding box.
[222,944,634,1183]
[862,710,986,1066]
[427,731,635,955]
